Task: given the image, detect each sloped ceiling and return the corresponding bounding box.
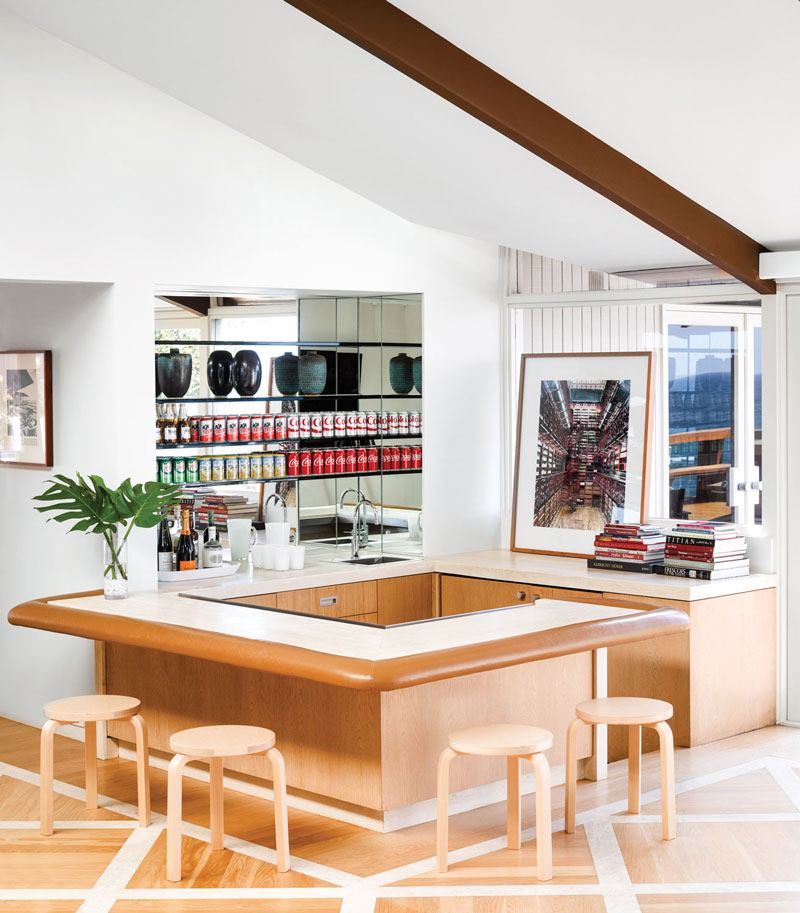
[3,0,796,272]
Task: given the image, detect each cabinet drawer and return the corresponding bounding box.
[546,586,604,605]
[440,575,547,616]
[229,593,277,609]
[275,580,378,619]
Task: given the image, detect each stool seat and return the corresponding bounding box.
[169,725,275,759]
[449,724,554,757]
[44,694,141,723]
[575,697,673,726]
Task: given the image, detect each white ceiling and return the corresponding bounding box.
[3,0,797,272]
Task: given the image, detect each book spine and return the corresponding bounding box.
[588,558,660,573]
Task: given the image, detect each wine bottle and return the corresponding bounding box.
[157,517,173,572]
[175,508,197,571]
[204,510,217,544]
[178,405,191,444]
[163,404,178,445]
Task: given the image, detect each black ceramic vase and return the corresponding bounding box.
[233,349,262,396]
[298,351,327,395]
[389,352,414,395]
[156,348,192,398]
[412,355,422,393]
[155,354,162,397]
[274,351,299,395]
[206,350,234,397]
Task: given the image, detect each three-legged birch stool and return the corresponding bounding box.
[436,724,553,881]
[565,698,676,840]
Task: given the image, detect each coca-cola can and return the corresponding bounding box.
[356,412,367,435]
[251,415,263,441]
[238,416,251,442]
[345,411,358,436]
[344,448,357,473]
[409,411,421,434]
[287,413,300,440]
[300,450,312,476]
[226,416,239,442]
[299,414,311,439]
[323,449,336,474]
[334,412,346,435]
[378,411,389,434]
[398,412,409,435]
[212,416,226,443]
[387,412,399,435]
[274,414,287,440]
[190,417,200,442]
[381,447,393,470]
[311,449,324,475]
[334,449,346,474]
[287,451,300,476]
[356,447,368,472]
[391,446,401,470]
[400,446,412,470]
[411,445,422,469]
[322,412,335,438]
[367,447,379,471]
[310,412,323,437]
[365,411,378,434]
[200,417,214,443]
[262,415,275,440]
[273,453,286,477]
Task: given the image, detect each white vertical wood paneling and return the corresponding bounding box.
[561,307,573,352]
[531,307,543,353]
[541,307,553,353]
[552,306,563,352]
[582,307,592,352]
[608,305,619,351]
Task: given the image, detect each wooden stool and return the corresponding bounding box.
[40,694,150,836]
[437,724,553,881]
[565,697,676,840]
[166,724,290,882]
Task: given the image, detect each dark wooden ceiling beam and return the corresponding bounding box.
[285,0,774,294]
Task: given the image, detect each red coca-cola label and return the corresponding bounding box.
[238,417,251,442]
[367,447,379,471]
[411,446,422,469]
[400,447,412,470]
[323,449,335,474]
[287,451,300,476]
[356,447,367,472]
[226,417,239,442]
[300,450,312,476]
[344,449,357,472]
[334,449,346,473]
[312,450,324,475]
[391,447,401,469]
[250,415,263,441]
[381,448,392,469]
[262,416,275,440]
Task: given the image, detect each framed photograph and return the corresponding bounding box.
[511,351,652,557]
[0,350,53,469]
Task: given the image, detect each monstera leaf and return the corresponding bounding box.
[102,479,179,529]
[33,472,120,534]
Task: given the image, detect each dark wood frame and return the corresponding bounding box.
[510,351,653,558]
[0,349,53,469]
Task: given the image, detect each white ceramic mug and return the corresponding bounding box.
[273,545,291,572]
[228,519,257,562]
[265,521,291,546]
[289,545,305,570]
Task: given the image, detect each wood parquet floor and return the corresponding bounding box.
[0,717,799,911]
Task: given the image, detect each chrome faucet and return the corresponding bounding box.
[350,497,377,560]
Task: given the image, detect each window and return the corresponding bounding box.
[665,308,762,527]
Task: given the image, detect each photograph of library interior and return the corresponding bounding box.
[2,2,800,911]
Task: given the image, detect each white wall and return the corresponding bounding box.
[0,12,502,725]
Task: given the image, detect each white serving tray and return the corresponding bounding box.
[158,562,240,583]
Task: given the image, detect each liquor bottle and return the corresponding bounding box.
[157,516,173,572]
[203,510,217,544]
[175,508,197,571]
[163,405,178,445]
[178,405,191,444]
[202,514,223,568]
[156,404,164,445]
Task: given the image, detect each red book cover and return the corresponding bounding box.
[594,537,663,551]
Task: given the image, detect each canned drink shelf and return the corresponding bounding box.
[154,340,422,348]
[175,468,422,488]
[156,393,422,403]
[157,434,423,451]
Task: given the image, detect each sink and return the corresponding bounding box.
[340,555,410,566]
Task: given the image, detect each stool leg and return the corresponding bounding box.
[507,756,521,850]
[531,752,552,882]
[267,747,290,873]
[39,720,60,836]
[209,758,224,851]
[166,753,188,882]
[653,721,676,840]
[130,714,151,827]
[564,718,583,834]
[436,747,456,874]
[84,721,97,811]
[628,725,641,815]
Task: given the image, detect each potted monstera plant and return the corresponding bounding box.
[34,474,178,599]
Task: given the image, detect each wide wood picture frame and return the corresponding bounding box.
[0,350,53,469]
[511,351,652,558]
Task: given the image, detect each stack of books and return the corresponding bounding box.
[658,521,749,580]
[588,523,666,573]
[187,492,256,530]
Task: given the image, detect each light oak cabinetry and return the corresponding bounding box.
[275,580,377,618]
[377,574,436,625]
[440,574,547,616]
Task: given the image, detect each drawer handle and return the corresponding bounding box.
[319,596,338,607]
[516,591,527,601]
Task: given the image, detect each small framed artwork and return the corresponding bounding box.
[511,351,652,557]
[0,350,53,469]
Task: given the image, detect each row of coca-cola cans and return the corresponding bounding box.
[287,445,422,476]
[191,410,422,444]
